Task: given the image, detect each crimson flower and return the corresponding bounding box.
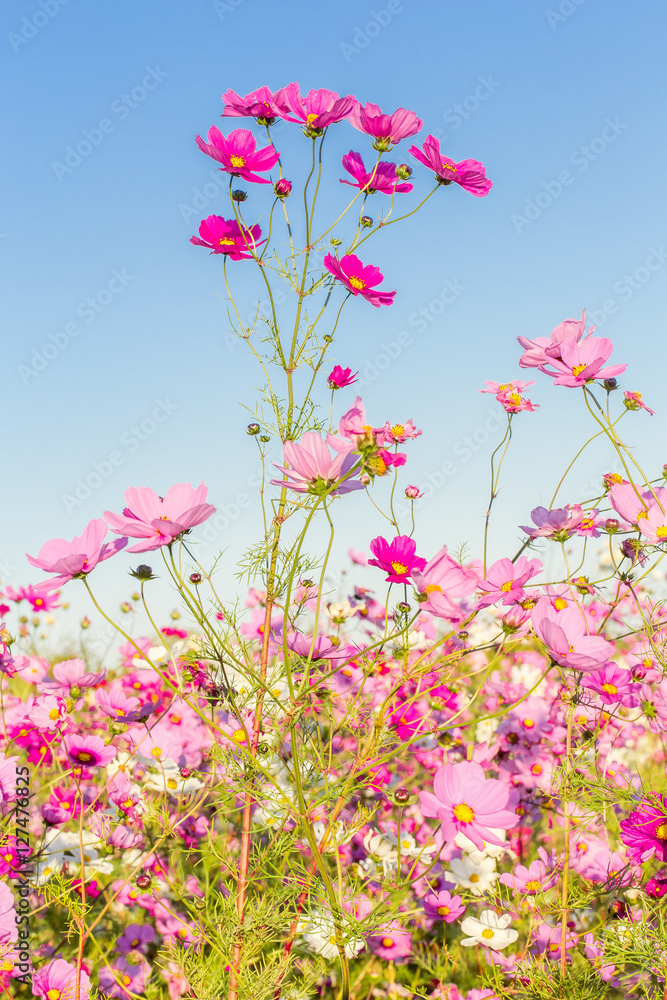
[349,101,422,150]
[221,85,284,123]
[368,534,426,584]
[409,135,492,196]
[274,83,356,132]
[327,365,358,389]
[323,253,395,307]
[195,127,279,183]
[190,215,264,259]
[340,151,413,194]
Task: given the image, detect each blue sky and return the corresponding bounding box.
[2,0,666,630]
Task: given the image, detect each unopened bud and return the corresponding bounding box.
[604,518,620,533]
[603,378,618,391]
[404,485,423,499]
[247,423,261,435]
[130,565,155,581]
[231,189,247,202]
[259,434,270,443]
[120,602,132,613]
[179,767,193,778]
[360,215,373,228]
[396,601,411,613]
[81,617,91,630]
[458,630,469,640]
[329,237,342,246]
[189,573,202,585]
[396,164,412,180]
[662,464,667,482]
[170,610,181,620]
[194,897,207,910]
[394,787,411,804]
[632,666,647,680]
[135,873,152,889]
[274,178,292,198]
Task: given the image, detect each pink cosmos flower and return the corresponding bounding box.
[273,83,356,131]
[623,390,654,415]
[340,151,413,194]
[377,419,421,445]
[619,794,667,863]
[270,431,364,497]
[221,85,285,122]
[422,889,466,922]
[45,657,105,694]
[328,365,359,389]
[116,924,156,954]
[411,545,478,623]
[518,309,590,369]
[99,956,151,999]
[27,518,127,592]
[520,504,585,540]
[63,734,117,769]
[499,852,559,894]
[349,101,423,149]
[32,959,91,1000]
[583,934,619,985]
[640,502,667,544]
[323,253,396,307]
[2,584,60,612]
[540,335,627,387]
[195,127,280,182]
[479,379,535,396]
[190,215,264,259]
[608,481,666,526]
[104,483,216,553]
[477,556,542,609]
[419,761,519,850]
[530,600,614,672]
[583,665,640,706]
[366,923,413,961]
[409,135,492,196]
[368,535,427,584]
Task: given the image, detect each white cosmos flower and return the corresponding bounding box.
[455,828,507,860]
[446,854,499,895]
[143,762,203,797]
[460,910,518,950]
[327,600,355,622]
[300,911,365,959]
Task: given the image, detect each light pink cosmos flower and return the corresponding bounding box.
[411,545,478,623]
[531,600,614,671]
[63,734,117,769]
[479,379,535,396]
[422,888,465,922]
[340,151,413,194]
[32,959,91,1000]
[274,83,357,131]
[349,101,423,149]
[2,584,60,612]
[323,253,396,307]
[419,760,519,850]
[520,504,585,540]
[477,556,542,609]
[27,518,127,592]
[517,309,590,369]
[270,431,364,496]
[623,390,654,415]
[195,127,280,182]
[608,481,666,525]
[540,334,627,387]
[583,665,640,706]
[43,657,105,695]
[409,135,492,196]
[221,85,285,122]
[368,535,426,584]
[499,850,558,894]
[104,483,216,553]
[641,503,667,544]
[377,419,421,445]
[367,923,412,960]
[190,215,264,259]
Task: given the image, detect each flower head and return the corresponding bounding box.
[195,127,279,182]
[459,911,518,951]
[328,365,359,389]
[619,794,667,863]
[419,761,519,850]
[349,101,423,150]
[27,519,127,592]
[274,84,356,132]
[409,135,492,195]
[270,431,364,497]
[623,390,654,415]
[33,959,91,1000]
[340,151,413,194]
[520,504,585,541]
[221,85,285,123]
[190,215,264,259]
[104,483,216,553]
[324,253,396,307]
[63,734,117,769]
[368,535,426,584]
[422,889,466,922]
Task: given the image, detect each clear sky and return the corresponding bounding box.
[3,0,666,629]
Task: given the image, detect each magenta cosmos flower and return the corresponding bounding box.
[190,215,264,259]
[619,794,667,863]
[409,135,492,196]
[274,83,356,132]
[419,761,518,850]
[195,126,279,182]
[221,85,285,123]
[499,853,559,895]
[422,888,466,922]
[27,518,127,592]
[63,734,117,769]
[328,365,358,389]
[104,482,216,553]
[270,431,364,497]
[340,151,413,194]
[530,600,614,672]
[323,253,396,307]
[32,959,91,1000]
[349,101,422,150]
[367,923,413,961]
[477,556,542,608]
[368,535,426,584]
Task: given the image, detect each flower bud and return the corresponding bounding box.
[257,115,276,127]
[259,434,270,443]
[194,898,207,910]
[393,787,411,804]
[632,665,647,681]
[663,464,667,482]
[329,237,342,246]
[170,610,181,621]
[603,378,618,391]
[604,518,620,533]
[131,565,155,581]
[323,334,334,343]
[81,617,91,630]
[404,485,423,499]
[457,630,469,640]
[120,601,132,613]
[247,423,261,435]
[232,189,247,202]
[135,873,152,889]
[396,601,411,613]
[396,164,412,179]
[189,573,202,585]
[360,215,373,228]
[131,592,140,601]
[179,766,193,778]
[274,178,292,198]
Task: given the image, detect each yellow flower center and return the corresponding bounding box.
[167,778,178,789]
[229,154,246,168]
[442,161,457,173]
[381,937,394,948]
[424,583,443,594]
[656,823,667,839]
[151,747,162,757]
[553,597,568,610]
[122,976,132,986]
[500,580,513,592]
[437,905,450,916]
[76,751,93,762]
[637,509,648,520]
[531,763,543,775]
[121,799,134,808]
[219,237,235,246]
[523,718,535,728]
[169,714,182,724]
[525,879,541,892]
[48,708,60,721]
[306,113,318,125]
[390,561,408,575]
[392,424,405,437]
[656,526,667,538]
[481,928,494,939]
[469,873,480,883]
[62,801,72,810]
[601,683,618,694]
[47,991,62,1000]
[453,802,475,823]
[348,276,366,290]
[572,363,587,376]
[232,729,247,744]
